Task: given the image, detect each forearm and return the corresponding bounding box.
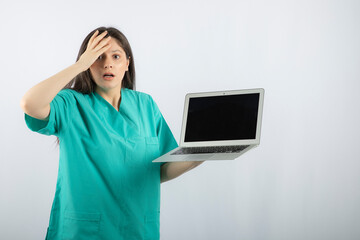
[160,161,204,183]
[20,62,84,118]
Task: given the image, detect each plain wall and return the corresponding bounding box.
[1,0,359,239]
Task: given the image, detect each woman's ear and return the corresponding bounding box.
[126,56,130,71]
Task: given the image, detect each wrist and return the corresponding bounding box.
[74,60,89,73]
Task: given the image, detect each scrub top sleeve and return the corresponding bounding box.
[149,96,178,156]
[24,89,75,136]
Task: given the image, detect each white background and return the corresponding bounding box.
[1,0,360,239]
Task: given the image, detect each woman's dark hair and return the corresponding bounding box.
[63,26,136,92]
[56,27,135,145]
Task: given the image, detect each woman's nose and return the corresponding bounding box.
[104,59,113,69]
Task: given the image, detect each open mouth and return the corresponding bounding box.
[103,74,115,77]
[103,73,115,80]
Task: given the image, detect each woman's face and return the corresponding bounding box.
[89,38,129,93]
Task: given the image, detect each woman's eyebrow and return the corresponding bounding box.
[112,49,124,53]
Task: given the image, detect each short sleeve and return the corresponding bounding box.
[24,89,75,136]
[150,96,178,156]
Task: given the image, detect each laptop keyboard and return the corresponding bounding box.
[171,145,250,155]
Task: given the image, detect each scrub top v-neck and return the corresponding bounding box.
[24,88,178,240]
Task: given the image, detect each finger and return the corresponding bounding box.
[99,43,112,55]
[93,36,112,52]
[93,44,112,61]
[89,31,108,50]
[87,30,99,48]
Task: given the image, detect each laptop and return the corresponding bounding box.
[153,88,265,162]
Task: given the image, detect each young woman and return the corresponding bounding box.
[20,26,203,240]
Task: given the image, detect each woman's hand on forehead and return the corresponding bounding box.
[77,30,112,72]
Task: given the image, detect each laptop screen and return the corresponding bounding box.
[184,93,260,142]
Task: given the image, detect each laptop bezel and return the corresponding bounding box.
[179,88,265,148]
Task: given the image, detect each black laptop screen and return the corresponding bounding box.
[184,93,259,142]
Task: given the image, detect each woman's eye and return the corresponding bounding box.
[97,55,103,60]
[114,55,120,59]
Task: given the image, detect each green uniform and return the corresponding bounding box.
[25,88,178,240]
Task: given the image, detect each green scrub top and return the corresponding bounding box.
[24,88,178,240]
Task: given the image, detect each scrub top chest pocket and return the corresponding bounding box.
[124,137,160,189]
[125,136,160,168]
